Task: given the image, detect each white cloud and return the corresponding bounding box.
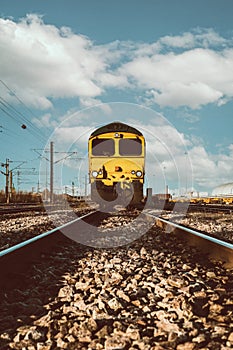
[151,82,223,109]
[32,113,57,127]
[159,32,196,49]
[186,146,233,189]
[132,119,233,192]
[120,47,233,108]
[159,28,227,49]
[1,16,233,110]
[0,14,105,108]
[98,72,129,88]
[228,144,233,156]
[53,125,92,147]
[79,97,103,108]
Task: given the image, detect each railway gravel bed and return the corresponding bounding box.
[162,211,233,244]
[1,204,232,252]
[0,210,232,349]
[0,205,95,251]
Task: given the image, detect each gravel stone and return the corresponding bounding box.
[0,208,233,349]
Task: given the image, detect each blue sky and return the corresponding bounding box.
[0,0,233,196]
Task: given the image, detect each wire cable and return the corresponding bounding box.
[0,79,49,143]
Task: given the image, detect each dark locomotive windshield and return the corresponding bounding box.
[119,138,142,156]
[92,138,115,156]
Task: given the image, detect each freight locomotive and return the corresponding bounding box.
[88,122,145,207]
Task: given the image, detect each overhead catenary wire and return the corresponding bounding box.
[0,79,49,144]
[0,125,21,138]
[0,78,50,192]
[0,97,48,144]
[0,96,46,139]
[0,103,22,127]
[0,79,45,124]
[0,79,81,193]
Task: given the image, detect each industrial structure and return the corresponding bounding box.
[212,182,233,196]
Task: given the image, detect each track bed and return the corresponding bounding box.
[0,209,232,349]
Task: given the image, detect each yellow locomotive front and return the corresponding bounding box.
[88,122,145,206]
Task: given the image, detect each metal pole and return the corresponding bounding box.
[163,166,166,196]
[146,187,153,207]
[84,175,87,197]
[185,151,188,196]
[17,171,20,192]
[50,141,54,203]
[9,170,13,200]
[45,161,48,201]
[5,159,9,204]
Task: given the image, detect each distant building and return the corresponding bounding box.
[212,182,233,196]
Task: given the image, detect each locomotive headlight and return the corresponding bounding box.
[136,170,142,177]
[131,170,135,174]
[92,170,98,178]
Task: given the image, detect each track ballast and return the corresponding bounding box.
[0,208,233,349]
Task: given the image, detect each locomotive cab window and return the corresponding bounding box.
[92,138,115,156]
[119,138,142,156]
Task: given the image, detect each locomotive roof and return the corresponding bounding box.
[90,122,143,137]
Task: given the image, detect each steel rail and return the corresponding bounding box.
[187,203,233,214]
[0,205,45,215]
[0,201,92,215]
[0,211,95,258]
[0,211,97,288]
[164,202,233,213]
[146,211,233,268]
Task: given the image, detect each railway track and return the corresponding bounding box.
[162,202,233,214]
[0,210,98,286]
[145,211,233,268]
[187,203,233,214]
[0,200,93,215]
[0,209,233,348]
[0,203,45,215]
[2,207,232,265]
[1,200,232,215]
[1,208,233,285]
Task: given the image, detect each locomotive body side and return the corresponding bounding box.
[88,122,145,206]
